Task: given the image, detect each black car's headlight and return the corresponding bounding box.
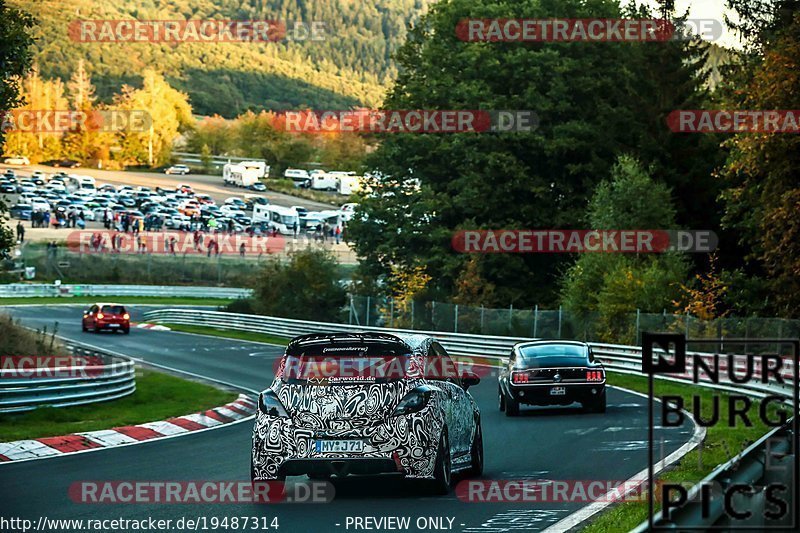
[258,390,290,418]
[392,386,433,416]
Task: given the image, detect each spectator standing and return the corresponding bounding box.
[16,221,25,243]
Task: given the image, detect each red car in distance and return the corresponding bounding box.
[82,303,130,334]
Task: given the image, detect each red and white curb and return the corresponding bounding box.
[0,394,256,462]
[134,323,172,331]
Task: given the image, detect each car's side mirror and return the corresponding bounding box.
[461,371,480,390]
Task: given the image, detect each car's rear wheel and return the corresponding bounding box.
[466,423,484,477]
[122,328,130,335]
[498,389,506,412]
[429,429,451,495]
[82,322,87,332]
[505,396,520,417]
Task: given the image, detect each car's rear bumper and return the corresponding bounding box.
[506,382,605,405]
[252,407,443,481]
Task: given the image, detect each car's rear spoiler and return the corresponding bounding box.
[286,332,411,356]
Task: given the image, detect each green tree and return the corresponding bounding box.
[349,0,713,306]
[200,144,212,173]
[112,70,193,167]
[718,12,800,317]
[251,249,346,322]
[0,0,35,258]
[560,155,689,341]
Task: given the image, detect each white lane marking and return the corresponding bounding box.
[542,385,707,533]
[564,428,597,436]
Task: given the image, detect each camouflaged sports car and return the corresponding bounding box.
[251,332,482,494]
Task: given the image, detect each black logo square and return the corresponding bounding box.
[642,332,686,374]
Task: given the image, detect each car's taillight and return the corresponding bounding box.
[586,370,604,382]
[96,313,104,320]
[511,371,529,384]
[122,313,130,320]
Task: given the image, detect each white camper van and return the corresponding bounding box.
[252,204,300,235]
[310,172,338,191]
[223,161,267,187]
[284,168,310,188]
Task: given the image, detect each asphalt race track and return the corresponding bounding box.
[1,305,696,532]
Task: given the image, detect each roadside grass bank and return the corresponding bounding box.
[0,369,238,442]
[583,372,787,532]
[0,296,234,307]
[162,323,289,346]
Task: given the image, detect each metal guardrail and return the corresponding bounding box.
[141,308,796,400]
[0,284,252,299]
[0,340,136,413]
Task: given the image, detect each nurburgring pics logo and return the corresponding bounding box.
[68,20,326,43]
[274,110,538,134]
[642,333,799,529]
[452,230,717,253]
[667,110,800,133]
[1,110,152,133]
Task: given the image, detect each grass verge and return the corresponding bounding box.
[583,371,787,532]
[0,369,238,442]
[0,296,234,307]
[162,323,289,346]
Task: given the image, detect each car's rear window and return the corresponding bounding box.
[102,305,126,315]
[281,341,413,384]
[519,344,587,360]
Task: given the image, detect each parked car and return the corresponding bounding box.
[43,159,80,168]
[165,164,190,175]
[3,155,30,165]
[10,204,33,220]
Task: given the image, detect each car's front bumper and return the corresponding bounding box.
[251,406,443,480]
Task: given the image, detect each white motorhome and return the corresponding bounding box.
[284,168,310,187]
[310,172,338,191]
[223,162,266,187]
[252,204,300,235]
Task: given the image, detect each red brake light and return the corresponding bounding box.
[512,371,529,384]
[586,370,604,382]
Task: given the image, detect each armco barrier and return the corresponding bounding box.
[0,341,136,413]
[0,283,252,299]
[142,308,796,400]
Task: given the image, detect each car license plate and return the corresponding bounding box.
[315,440,364,453]
[108,324,120,328]
[550,386,566,396]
